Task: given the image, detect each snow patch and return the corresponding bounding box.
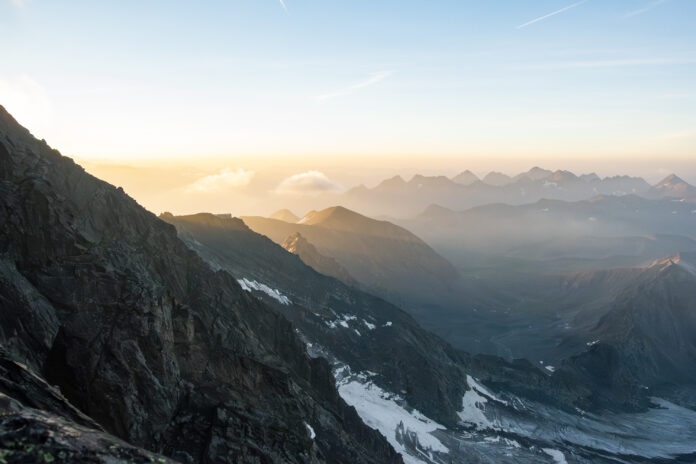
[542,448,568,464]
[363,320,376,330]
[336,371,448,462]
[384,321,393,327]
[305,422,316,440]
[586,339,600,347]
[545,365,556,373]
[325,314,360,330]
[458,376,507,430]
[237,278,291,305]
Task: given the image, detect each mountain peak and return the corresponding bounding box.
[656,173,686,187]
[297,205,357,225]
[651,252,696,277]
[527,166,554,180]
[652,174,696,198]
[376,175,407,189]
[482,171,512,186]
[270,209,300,223]
[408,174,454,188]
[451,170,480,185]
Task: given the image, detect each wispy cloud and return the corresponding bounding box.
[624,0,668,18]
[525,57,696,70]
[186,168,255,193]
[516,0,588,29]
[316,71,393,101]
[274,171,342,195]
[278,0,288,13]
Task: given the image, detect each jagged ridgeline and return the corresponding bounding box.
[0,105,402,463]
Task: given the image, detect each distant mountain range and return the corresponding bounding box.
[395,194,696,262]
[340,167,695,217]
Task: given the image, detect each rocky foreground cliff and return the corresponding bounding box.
[0,105,402,463]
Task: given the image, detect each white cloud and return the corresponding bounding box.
[275,170,342,195]
[516,0,587,29]
[316,71,392,101]
[10,0,29,6]
[279,0,288,13]
[186,168,255,193]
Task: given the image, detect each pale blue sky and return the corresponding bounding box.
[1,0,695,163]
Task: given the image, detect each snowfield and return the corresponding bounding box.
[335,368,447,464]
[237,278,291,305]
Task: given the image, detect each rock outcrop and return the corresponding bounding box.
[281,232,357,286]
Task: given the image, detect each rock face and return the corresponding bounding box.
[0,105,401,463]
[556,253,696,411]
[281,232,357,286]
[0,349,178,463]
[161,213,472,427]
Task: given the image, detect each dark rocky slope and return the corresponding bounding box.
[161,213,471,427]
[556,253,696,411]
[0,105,401,463]
[0,349,178,463]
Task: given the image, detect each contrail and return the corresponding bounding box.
[625,0,668,18]
[279,0,288,13]
[516,0,588,29]
[316,71,393,101]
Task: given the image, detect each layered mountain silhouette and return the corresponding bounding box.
[398,194,696,263]
[242,206,460,306]
[341,168,656,216]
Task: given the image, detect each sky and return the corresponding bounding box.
[1,0,696,213]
